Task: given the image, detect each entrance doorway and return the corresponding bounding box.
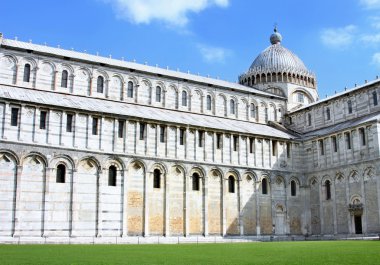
[354,215,362,234]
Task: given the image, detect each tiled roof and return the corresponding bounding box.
[0,84,296,139]
[302,112,380,140]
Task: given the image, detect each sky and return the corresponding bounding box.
[2,0,380,98]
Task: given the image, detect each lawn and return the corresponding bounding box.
[0,241,379,265]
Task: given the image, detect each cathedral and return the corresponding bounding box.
[0,28,379,243]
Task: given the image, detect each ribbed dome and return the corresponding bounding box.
[249,43,310,75]
[239,28,316,90]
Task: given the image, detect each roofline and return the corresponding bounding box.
[0,83,295,140]
[0,37,286,100]
[289,79,380,114]
[301,117,379,141]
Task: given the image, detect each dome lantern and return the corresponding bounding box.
[270,26,282,45]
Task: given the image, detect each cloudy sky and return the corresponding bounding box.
[2,0,380,98]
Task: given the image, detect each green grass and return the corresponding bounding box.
[0,241,379,265]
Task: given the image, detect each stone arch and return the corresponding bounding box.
[75,66,91,96]
[243,171,257,182]
[149,162,168,175]
[166,84,179,109]
[93,70,108,96]
[277,104,285,121]
[0,54,18,85]
[268,102,277,121]
[139,78,152,105]
[190,166,206,178]
[275,203,285,213]
[289,176,300,186]
[291,88,314,104]
[225,169,240,181]
[95,69,109,80]
[239,98,249,120]
[224,169,240,235]
[155,80,166,91]
[308,176,319,188]
[321,175,332,184]
[127,159,147,172]
[0,149,20,165]
[21,152,48,167]
[209,167,223,178]
[38,60,56,90]
[335,172,345,184]
[171,163,187,176]
[180,86,191,109]
[76,156,101,171]
[205,91,215,113]
[350,194,362,204]
[60,63,74,74]
[74,156,101,236]
[191,89,203,113]
[207,167,223,235]
[59,63,75,91]
[50,154,75,170]
[349,170,360,183]
[21,56,38,69]
[19,152,47,236]
[229,95,238,116]
[0,150,18,235]
[103,155,125,171]
[40,59,56,71]
[364,166,375,181]
[109,74,124,100]
[260,174,271,194]
[217,93,227,117]
[127,74,139,86]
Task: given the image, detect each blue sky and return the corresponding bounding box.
[2,0,380,98]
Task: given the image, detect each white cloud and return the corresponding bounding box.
[372,52,380,66]
[369,16,380,29]
[361,33,380,44]
[320,25,357,48]
[106,0,229,26]
[197,44,231,63]
[360,0,380,9]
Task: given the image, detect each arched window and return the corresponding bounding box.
[230,99,235,115]
[373,91,378,106]
[192,173,200,191]
[298,92,304,103]
[182,91,188,106]
[153,169,161,188]
[308,113,312,126]
[262,178,268,195]
[61,70,68,88]
[325,180,331,200]
[97,76,104,93]
[23,63,31,82]
[206,95,212,111]
[347,100,353,114]
[228,176,235,193]
[326,107,331,120]
[56,164,66,183]
[127,81,134,98]
[156,86,162,102]
[108,165,117,186]
[290,180,296,196]
[250,103,256,118]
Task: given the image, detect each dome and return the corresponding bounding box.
[239,28,316,90]
[248,28,313,77]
